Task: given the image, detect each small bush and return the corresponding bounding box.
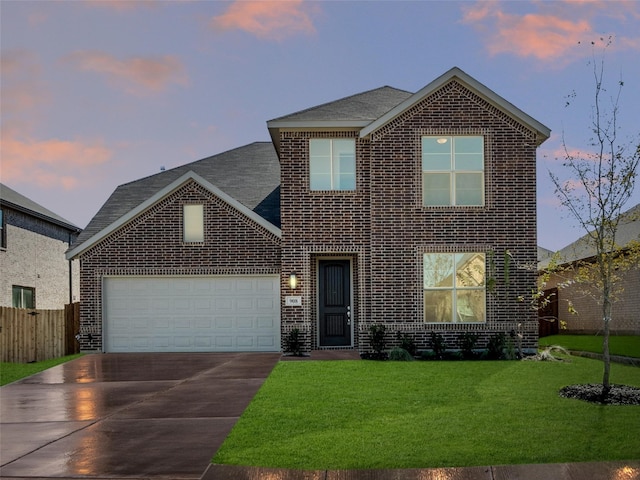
[396,331,417,356]
[389,347,414,361]
[487,332,506,360]
[459,333,479,360]
[369,324,387,355]
[430,332,448,360]
[283,328,304,356]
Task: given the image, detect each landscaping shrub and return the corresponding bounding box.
[430,332,448,360]
[396,331,417,356]
[283,328,304,356]
[362,324,388,360]
[487,332,506,360]
[459,332,479,359]
[389,347,414,361]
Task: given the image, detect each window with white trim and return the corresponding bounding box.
[422,136,484,206]
[13,285,35,309]
[310,139,356,191]
[423,253,486,323]
[183,204,204,243]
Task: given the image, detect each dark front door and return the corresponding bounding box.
[318,259,352,347]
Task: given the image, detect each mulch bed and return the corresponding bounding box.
[559,384,640,405]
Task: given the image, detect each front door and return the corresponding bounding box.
[318,259,352,346]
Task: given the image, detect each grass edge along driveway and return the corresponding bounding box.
[213,356,640,470]
[1,354,83,386]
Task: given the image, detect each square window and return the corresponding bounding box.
[12,285,35,309]
[422,136,484,206]
[183,204,204,243]
[424,253,486,323]
[310,139,355,191]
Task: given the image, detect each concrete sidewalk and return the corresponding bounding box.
[201,461,640,480]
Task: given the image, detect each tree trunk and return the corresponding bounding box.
[601,295,612,402]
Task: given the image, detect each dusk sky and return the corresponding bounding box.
[1,0,639,251]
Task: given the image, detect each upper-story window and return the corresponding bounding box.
[183,204,204,243]
[422,136,484,206]
[309,139,356,191]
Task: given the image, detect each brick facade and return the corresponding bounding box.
[544,266,640,335]
[0,207,79,309]
[280,80,542,353]
[77,181,281,351]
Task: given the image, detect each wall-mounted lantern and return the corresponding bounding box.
[289,273,298,290]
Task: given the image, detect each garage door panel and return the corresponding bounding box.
[104,276,280,353]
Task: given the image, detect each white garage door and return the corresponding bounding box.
[103,276,280,353]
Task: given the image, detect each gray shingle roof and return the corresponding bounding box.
[0,182,80,231]
[268,86,413,124]
[73,142,280,247]
[539,203,640,268]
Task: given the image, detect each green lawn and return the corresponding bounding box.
[213,357,640,470]
[0,354,83,386]
[539,335,640,358]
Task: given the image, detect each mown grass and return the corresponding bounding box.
[0,354,83,386]
[539,335,640,358]
[213,357,640,469]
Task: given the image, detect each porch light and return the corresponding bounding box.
[289,273,298,290]
[437,138,448,144]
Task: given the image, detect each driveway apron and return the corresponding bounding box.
[0,352,280,479]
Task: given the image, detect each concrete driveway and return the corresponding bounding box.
[0,352,280,479]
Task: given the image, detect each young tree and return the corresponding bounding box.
[549,39,640,400]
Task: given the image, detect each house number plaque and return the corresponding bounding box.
[285,296,302,307]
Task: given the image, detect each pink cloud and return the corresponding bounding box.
[65,51,188,95]
[211,0,317,40]
[0,134,112,189]
[461,1,640,62]
[1,50,49,114]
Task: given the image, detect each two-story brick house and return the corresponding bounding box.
[1,183,81,309]
[67,67,550,354]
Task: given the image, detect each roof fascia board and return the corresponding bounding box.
[1,199,80,232]
[66,171,281,260]
[266,120,369,129]
[360,67,551,143]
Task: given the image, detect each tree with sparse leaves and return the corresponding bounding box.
[549,38,640,401]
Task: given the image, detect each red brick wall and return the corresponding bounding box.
[544,265,640,334]
[78,181,281,351]
[280,80,542,353]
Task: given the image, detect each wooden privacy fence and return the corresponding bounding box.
[0,303,80,363]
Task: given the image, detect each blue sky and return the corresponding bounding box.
[2,0,639,250]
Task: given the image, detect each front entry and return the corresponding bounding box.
[318,259,352,347]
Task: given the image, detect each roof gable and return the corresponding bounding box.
[360,67,551,145]
[539,203,640,268]
[66,171,281,260]
[0,182,80,231]
[73,142,279,246]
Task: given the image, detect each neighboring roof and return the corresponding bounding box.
[72,141,280,248]
[537,246,555,263]
[66,171,281,260]
[539,203,640,269]
[360,67,551,145]
[267,86,412,154]
[0,182,80,232]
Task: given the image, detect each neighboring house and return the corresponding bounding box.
[539,203,640,335]
[67,67,550,354]
[1,183,81,309]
